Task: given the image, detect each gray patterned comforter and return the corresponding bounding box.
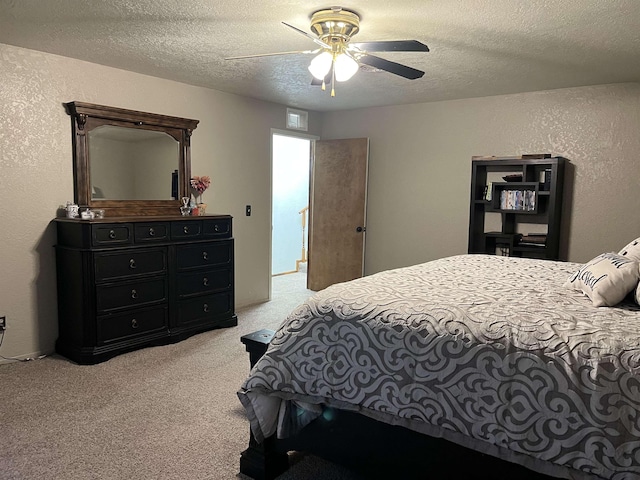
[238,255,640,480]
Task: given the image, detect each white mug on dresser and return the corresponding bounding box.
[65,201,79,218]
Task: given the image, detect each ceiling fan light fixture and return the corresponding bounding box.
[310,8,360,40]
[308,51,333,80]
[334,53,359,82]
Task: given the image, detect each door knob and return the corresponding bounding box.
[356,226,365,233]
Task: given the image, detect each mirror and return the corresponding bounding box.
[89,126,179,201]
[64,101,199,217]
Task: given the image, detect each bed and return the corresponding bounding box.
[238,253,640,480]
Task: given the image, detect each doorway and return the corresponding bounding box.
[271,131,315,299]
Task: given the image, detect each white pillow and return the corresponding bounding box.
[635,282,640,306]
[564,252,640,307]
[619,237,640,262]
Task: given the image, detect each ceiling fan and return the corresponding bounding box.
[226,6,429,97]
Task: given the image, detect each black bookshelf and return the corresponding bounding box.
[468,156,566,260]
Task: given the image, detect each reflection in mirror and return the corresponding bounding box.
[89,126,179,201]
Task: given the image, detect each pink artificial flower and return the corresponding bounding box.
[190,175,211,194]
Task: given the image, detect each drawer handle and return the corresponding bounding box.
[214,224,220,232]
[203,277,209,287]
[203,303,209,313]
[183,226,189,234]
[109,230,116,239]
[149,227,155,236]
[131,318,138,329]
[131,289,138,299]
[129,259,136,269]
[202,251,209,260]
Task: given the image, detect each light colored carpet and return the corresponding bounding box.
[0,270,361,480]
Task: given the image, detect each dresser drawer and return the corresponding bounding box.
[96,278,167,312]
[177,267,232,298]
[94,248,167,282]
[135,223,169,243]
[176,241,232,270]
[203,218,231,238]
[92,224,133,246]
[171,221,202,240]
[177,292,232,326]
[97,306,168,344]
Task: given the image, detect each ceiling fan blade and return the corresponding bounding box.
[226,50,316,60]
[358,54,425,79]
[350,40,429,52]
[282,22,331,49]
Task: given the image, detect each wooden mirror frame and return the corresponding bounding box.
[64,101,199,217]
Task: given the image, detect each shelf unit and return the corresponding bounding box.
[468,156,566,260]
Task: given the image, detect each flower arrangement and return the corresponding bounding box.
[190,175,211,204]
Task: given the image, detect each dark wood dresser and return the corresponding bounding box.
[54,215,237,364]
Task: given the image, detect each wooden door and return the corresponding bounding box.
[307,138,369,291]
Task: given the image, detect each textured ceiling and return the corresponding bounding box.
[1,0,639,112]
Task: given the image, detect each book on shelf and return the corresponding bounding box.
[543,168,552,190]
[498,189,536,211]
[484,181,493,201]
[518,234,547,247]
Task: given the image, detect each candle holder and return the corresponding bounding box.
[180,197,191,216]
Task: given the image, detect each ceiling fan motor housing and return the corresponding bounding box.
[310,8,360,49]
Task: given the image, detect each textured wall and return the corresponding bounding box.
[0,43,322,361]
[2,40,639,362]
[321,83,640,274]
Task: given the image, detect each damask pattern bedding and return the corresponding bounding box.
[238,255,640,480]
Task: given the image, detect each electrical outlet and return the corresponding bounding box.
[0,316,5,331]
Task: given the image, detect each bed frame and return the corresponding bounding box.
[239,330,556,480]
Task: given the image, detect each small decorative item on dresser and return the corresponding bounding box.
[65,201,79,218]
[190,175,211,215]
[180,197,191,216]
[80,209,94,220]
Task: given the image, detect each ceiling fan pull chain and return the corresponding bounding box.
[331,56,336,97]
